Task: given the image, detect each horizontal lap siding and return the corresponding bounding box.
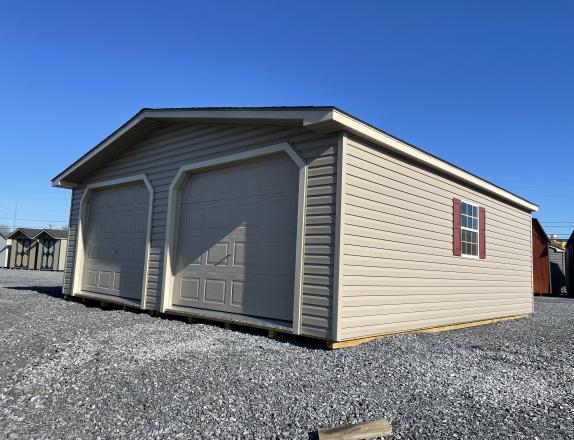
[63,123,337,338]
[339,137,533,340]
[549,248,567,294]
[62,188,84,294]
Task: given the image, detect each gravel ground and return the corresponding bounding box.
[1,269,573,440]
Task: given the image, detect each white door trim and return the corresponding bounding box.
[72,174,154,309]
[160,142,307,334]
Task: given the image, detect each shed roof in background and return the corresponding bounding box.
[6,228,68,240]
[51,106,539,212]
[532,218,549,243]
[7,228,45,239]
[34,229,68,239]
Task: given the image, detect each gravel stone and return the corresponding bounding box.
[1,269,573,439]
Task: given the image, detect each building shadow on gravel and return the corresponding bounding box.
[157,312,328,351]
[5,285,64,299]
[4,285,329,351]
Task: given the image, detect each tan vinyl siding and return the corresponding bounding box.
[62,123,337,338]
[339,136,533,340]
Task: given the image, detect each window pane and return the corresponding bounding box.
[472,206,477,217]
[461,229,478,256]
[461,216,467,228]
[472,218,478,230]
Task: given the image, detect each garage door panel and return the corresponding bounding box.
[173,154,298,321]
[180,277,200,300]
[81,183,149,300]
[206,242,230,265]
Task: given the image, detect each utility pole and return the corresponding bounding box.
[13,202,17,229]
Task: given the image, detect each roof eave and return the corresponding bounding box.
[307,109,538,212]
[51,108,335,188]
[52,107,538,212]
[6,228,35,239]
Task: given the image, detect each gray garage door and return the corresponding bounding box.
[173,154,299,321]
[82,183,149,300]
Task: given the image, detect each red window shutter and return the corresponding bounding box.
[453,198,461,256]
[479,207,486,259]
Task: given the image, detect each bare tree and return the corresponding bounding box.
[0,224,11,236]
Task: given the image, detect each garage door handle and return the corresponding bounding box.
[215,254,232,265]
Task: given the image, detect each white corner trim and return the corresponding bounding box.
[160,142,307,334]
[327,110,538,212]
[331,132,347,342]
[72,174,154,311]
[292,151,307,335]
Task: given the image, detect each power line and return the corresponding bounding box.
[0,216,67,223]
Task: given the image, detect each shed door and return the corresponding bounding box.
[40,238,57,270]
[81,183,149,300]
[14,239,32,269]
[173,155,299,321]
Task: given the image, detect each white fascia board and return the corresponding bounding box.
[52,113,147,188]
[51,109,333,188]
[141,108,333,125]
[326,109,538,212]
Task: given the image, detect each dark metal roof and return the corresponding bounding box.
[35,229,69,239]
[143,106,334,110]
[7,228,45,239]
[6,228,68,240]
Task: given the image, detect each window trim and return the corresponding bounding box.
[460,199,480,259]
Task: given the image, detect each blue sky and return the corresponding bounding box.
[0,1,572,238]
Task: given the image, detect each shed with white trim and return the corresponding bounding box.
[0,232,9,268]
[53,107,538,344]
[5,228,68,271]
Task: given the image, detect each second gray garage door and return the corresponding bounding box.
[82,183,149,300]
[173,154,299,321]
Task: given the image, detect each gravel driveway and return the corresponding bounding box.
[1,269,573,439]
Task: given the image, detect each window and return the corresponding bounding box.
[461,201,479,257]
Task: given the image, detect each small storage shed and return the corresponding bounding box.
[0,232,9,268]
[567,231,574,295]
[532,219,551,295]
[52,107,539,345]
[5,228,68,271]
[7,228,43,270]
[34,229,69,271]
[549,245,567,294]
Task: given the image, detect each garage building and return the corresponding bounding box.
[53,107,538,344]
